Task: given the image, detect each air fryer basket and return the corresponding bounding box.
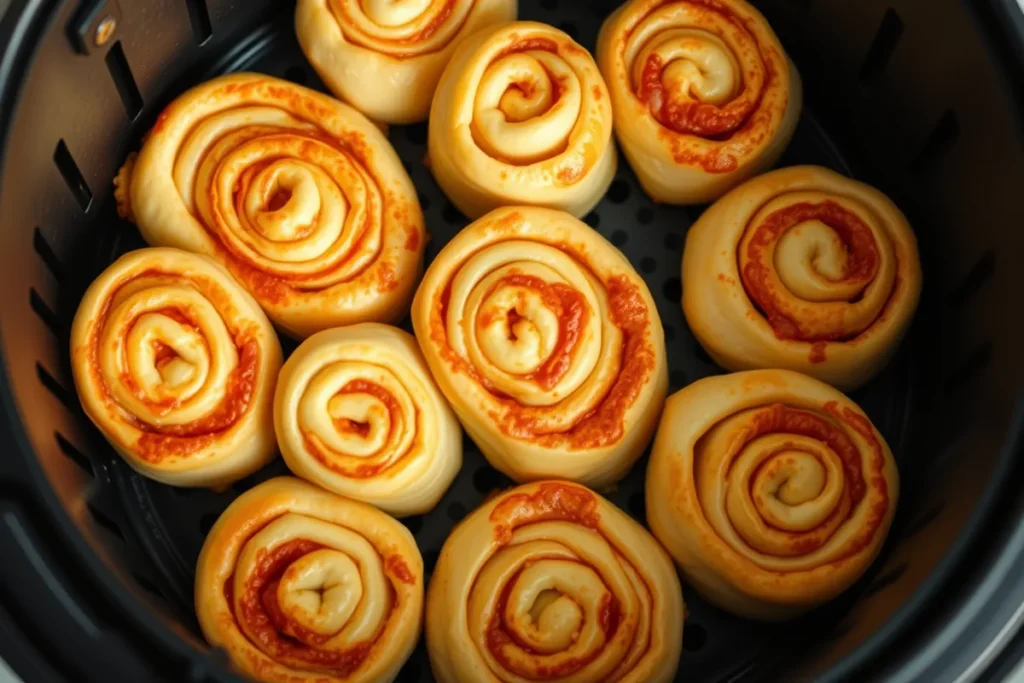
[1,0,1023,681]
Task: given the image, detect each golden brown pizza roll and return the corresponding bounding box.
[274,323,462,516]
[428,21,616,219]
[295,0,517,124]
[646,369,899,620]
[70,248,282,488]
[427,480,684,682]
[115,72,425,338]
[412,207,667,488]
[596,0,801,204]
[195,477,423,683]
[682,165,922,391]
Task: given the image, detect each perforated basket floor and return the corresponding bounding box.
[63,2,918,681]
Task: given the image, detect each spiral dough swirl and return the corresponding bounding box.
[427,481,684,682]
[682,165,922,391]
[296,0,516,123]
[70,248,282,488]
[412,207,667,488]
[196,477,423,683]
[116,73,425,338]
[275,323,462,516]
[428,22,617,219]
[646,370,899,620]
[596,0,801,204]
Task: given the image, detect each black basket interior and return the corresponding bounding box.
[0,0,1023,681]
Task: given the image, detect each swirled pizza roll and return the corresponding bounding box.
[646,369,899,620]
[428,21,616,219]
[70,248,282,488]
[296,0,517,124]
[196,477,423,683]
[682,166,922,391]
[411,207,667,488]
[597,0,801,204]
[427,480,684,682]
[115,73,425,338]
[275,323,462,516]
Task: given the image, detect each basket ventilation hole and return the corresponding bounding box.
[949,250,995,308]
[105,41,143,121]
[131,571,167,601]
[29,289,61,338]
[473,465,507,495]
[606,179,631,204]
[859,8,904,89]
[896,501,944,543]
[86,502,126,541]
[584,211,600,229]
[447,502,468,522]
[911,109,960,175]
[33,228,66,285]
[862,563,908,597]
[944,341,993,395]
[404,515,424,535]
[662,277,681,304]
[54,433,94,476]
[53,140,93,213]
[36,363,76,412]
[185,0,213,46]
[683,623,708,652]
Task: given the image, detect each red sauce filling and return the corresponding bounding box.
[742,404,866,504]
[384,554,417,586]
[400,0,456,44]
[213,128,383,298]
[152,78,422,306]
[809,341,828,364]
[522,275,654,450]
[405,225,421,252]
[479,274,588,390]
[233,539,376,676]
[490,482,601,544]
[732,403,890,559]
[496,37,561,60]
[629,0,782,173]
[87,271,263,463]
[485,559,621,678]
[134,338,259,462]
[637,53,756,137]
[442,268,654,450]
[302,379,411,478]
[741,201,881,344]
[433,243,656,449]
